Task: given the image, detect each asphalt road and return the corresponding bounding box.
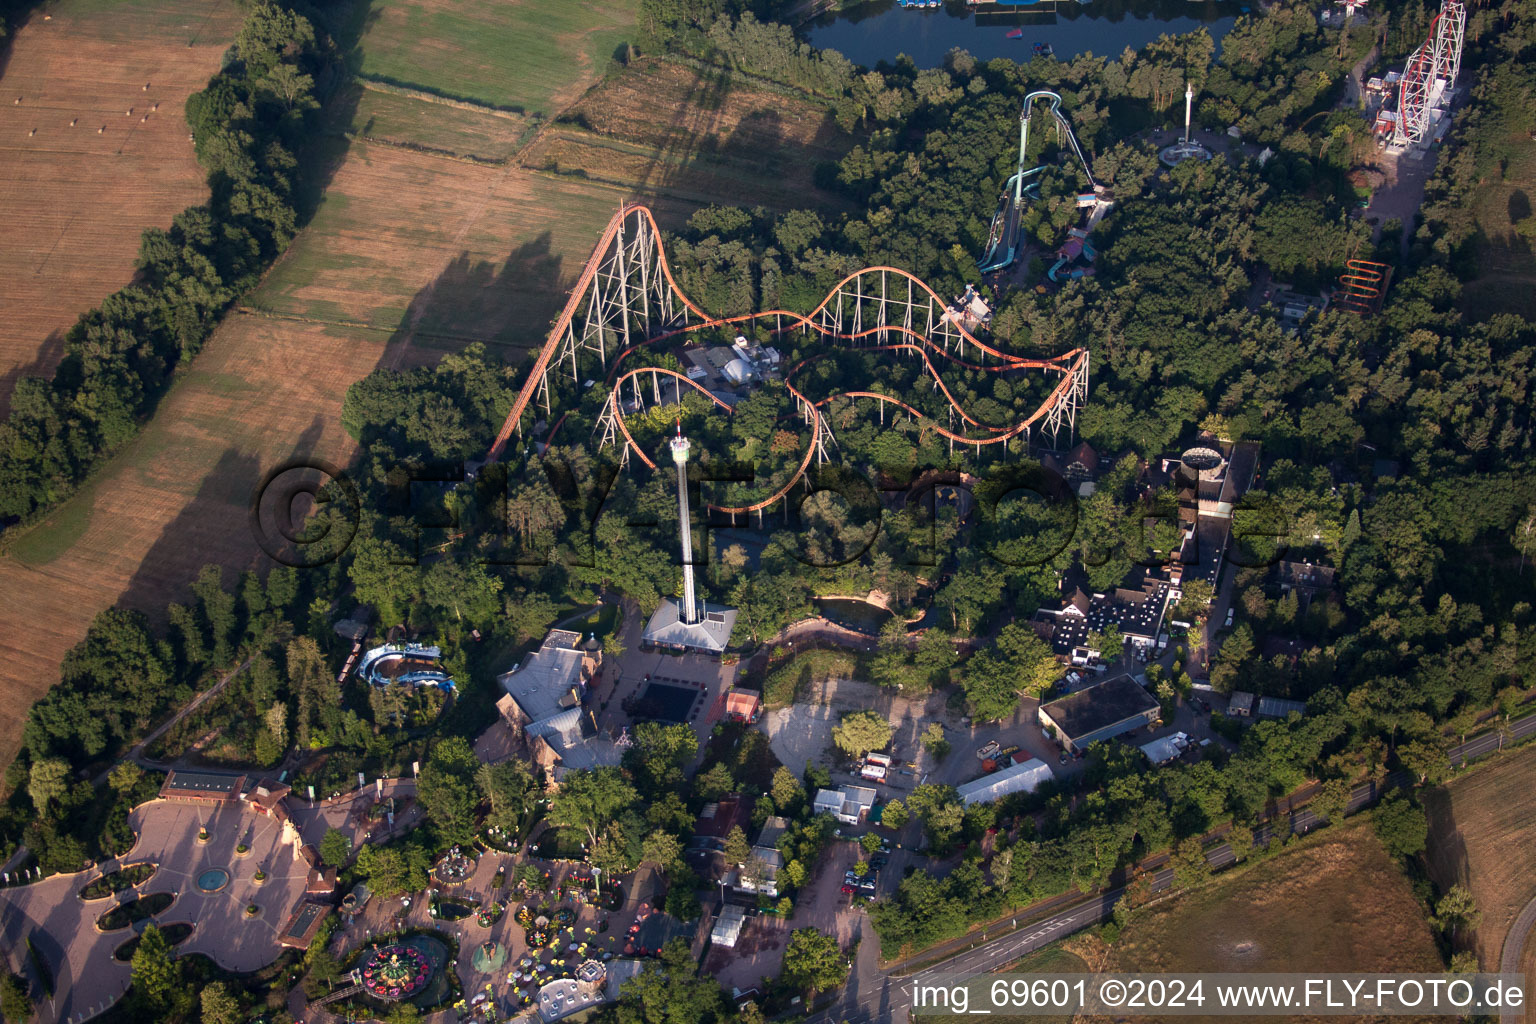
[803,711,1536,1024]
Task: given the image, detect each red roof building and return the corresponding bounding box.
[724,689,760,724]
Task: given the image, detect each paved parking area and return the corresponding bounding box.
[761,676,945,778]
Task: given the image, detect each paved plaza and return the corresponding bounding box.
[0,779,421,1024]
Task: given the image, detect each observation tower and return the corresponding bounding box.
[1159,82,1213,167]
[641,424,737,654]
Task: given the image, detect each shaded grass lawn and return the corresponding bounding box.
[335,0,641,116]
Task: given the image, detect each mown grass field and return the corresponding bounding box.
[335,0,640,115]
[248,137,694,361]
[0,127,700,765]
[1095,821,1443,1024]
[330,81,532,162]
[1424,743,1536,969]
[0,1,837,766]
[519,58,854,212]
[0,0,243,413]
[0,315,392,766]
[1456,73,1536,323]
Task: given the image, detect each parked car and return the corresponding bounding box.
[870,856,889,870]
[1198,698,1212,713]
[840,884,855,895]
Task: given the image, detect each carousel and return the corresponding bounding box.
[360,943,433,1000]
[432,845,475,886]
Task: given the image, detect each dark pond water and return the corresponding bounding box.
[816,596,895,635]
[805,0,1246,68]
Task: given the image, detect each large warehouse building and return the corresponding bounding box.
[1038,676,1161,754]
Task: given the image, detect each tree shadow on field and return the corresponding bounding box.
[0,327,65,417]
[385,232,568,366]
[0,3,48,82]
[1420,782,1471,893]
[118,418,328,622]
[291,0,371,226]
[1509,190,1533,251]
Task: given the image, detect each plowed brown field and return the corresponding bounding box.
[1425,743,1536,969]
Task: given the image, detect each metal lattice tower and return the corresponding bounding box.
[489,204,689,459]
[1433,0,1465,93]
[1395,0,1465,147]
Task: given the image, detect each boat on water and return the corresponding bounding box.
[1033,41,1054,55]
[1005,27,1025,38]
[895,0,943,7]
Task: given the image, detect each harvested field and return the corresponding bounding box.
[1424,743,1536,968]
[336,0,639,116]
[330,81,531,163]
[0,0,243,413]
[249,138,694,361]
[0,314,394,766]
[1096,821,1443,1024]
[0,135,701,764]
[520,59,853,212]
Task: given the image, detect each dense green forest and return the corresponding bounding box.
[1,0,1534,1013]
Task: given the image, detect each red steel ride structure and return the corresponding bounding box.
[1395,0,1465,147]
[487,204,1090,515]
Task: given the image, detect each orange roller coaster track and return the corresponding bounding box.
[488,203,1090,513]
[1336,258,1392,315]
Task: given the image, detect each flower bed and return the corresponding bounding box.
[96,892,174,931]
[80,863,157,901]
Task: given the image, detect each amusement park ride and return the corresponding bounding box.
[485,205,1090,519]
[976,90,1108,275]
[1394,0,1464,147]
